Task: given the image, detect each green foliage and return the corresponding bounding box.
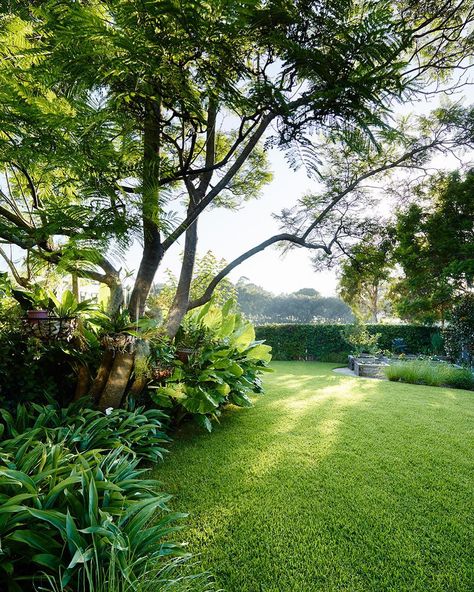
[384,360,474,390]
[431,332,445,356]
[0,390,185,592]
[0,333,84,405]
[255,324,440,360]
[390,170,474,323]
[338,238,393,322]
[150,300,272,430]
[341,319,381,356]
[443,294,474,364]
[0,400,169,463]
[50,290,96,318]
[0,444,181,591]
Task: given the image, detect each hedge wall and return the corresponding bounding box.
[255,324,440,361]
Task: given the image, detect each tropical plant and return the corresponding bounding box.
[0,444,182,592]
[0,400,169,463]
[49,290,96,318]
[150,301,272,431]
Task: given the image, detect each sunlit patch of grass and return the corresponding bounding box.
[154,362,474,592]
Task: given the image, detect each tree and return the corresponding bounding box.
[338,239,393,322]
[391,170,474,324]
[148,251,236,319]
[1,1,474,407]
[236,280,353,323]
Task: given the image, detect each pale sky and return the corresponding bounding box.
[149,148,336,296]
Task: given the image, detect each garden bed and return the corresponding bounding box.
[347,355,474,390]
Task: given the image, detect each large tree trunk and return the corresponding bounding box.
[97,352,135,411]
[97,101,163,409]
[90,349,115,402]
[73,364,90,401]
[128,101,163,320]
[108,282,125,316]
[166,219,198,338]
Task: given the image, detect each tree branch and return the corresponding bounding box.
[161,112,275,252]
[187,232,330,310]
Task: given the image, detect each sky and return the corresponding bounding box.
[149,148,338,296]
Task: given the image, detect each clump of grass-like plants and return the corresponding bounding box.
[384,360,474,390]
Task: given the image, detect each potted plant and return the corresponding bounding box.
[97,311,160,353]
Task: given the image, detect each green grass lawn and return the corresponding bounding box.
[154,362,474,592]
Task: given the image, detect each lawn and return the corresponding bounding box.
[154,362,474,592]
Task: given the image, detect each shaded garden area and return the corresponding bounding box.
[0,0,474,590]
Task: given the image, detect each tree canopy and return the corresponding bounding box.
[236,278,353,324]
[391,170,474,324]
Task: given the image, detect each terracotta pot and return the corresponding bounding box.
[27,309,49,321]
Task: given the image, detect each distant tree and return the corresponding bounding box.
[236,280,353,324]
[391,170,474,324]
[294,288,321,298]
[338,239,393,322]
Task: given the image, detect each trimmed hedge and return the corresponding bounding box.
[255,324,440,361]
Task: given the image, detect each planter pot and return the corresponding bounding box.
[23,315,77,341]
[27,309,49,321]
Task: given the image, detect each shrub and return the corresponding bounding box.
[256,324,440,360]
[319,351,350,364]
[0,399,191,591]
[0,401,169,463]
[0,443,182,591]
[444,295,474,364]
[149,300,272,431]
[384,360,474,390]
[341,320,381,356]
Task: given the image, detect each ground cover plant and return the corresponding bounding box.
[385,360,474,390]
[155,362,474,592]
[0,400,216,592]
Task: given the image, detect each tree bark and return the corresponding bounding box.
[128,101,163,319]
[97,352,135,411]
[166,219,198,338]
[73,364,90,401]
[72,273,79,300]
[89,349,115,402]
[165,100,216,337]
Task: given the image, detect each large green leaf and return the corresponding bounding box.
[231,324,256,352]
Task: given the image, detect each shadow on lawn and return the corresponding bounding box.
[157,363,474,592]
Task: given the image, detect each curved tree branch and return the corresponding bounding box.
[161,112,275,252]
[187,232,330,310]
